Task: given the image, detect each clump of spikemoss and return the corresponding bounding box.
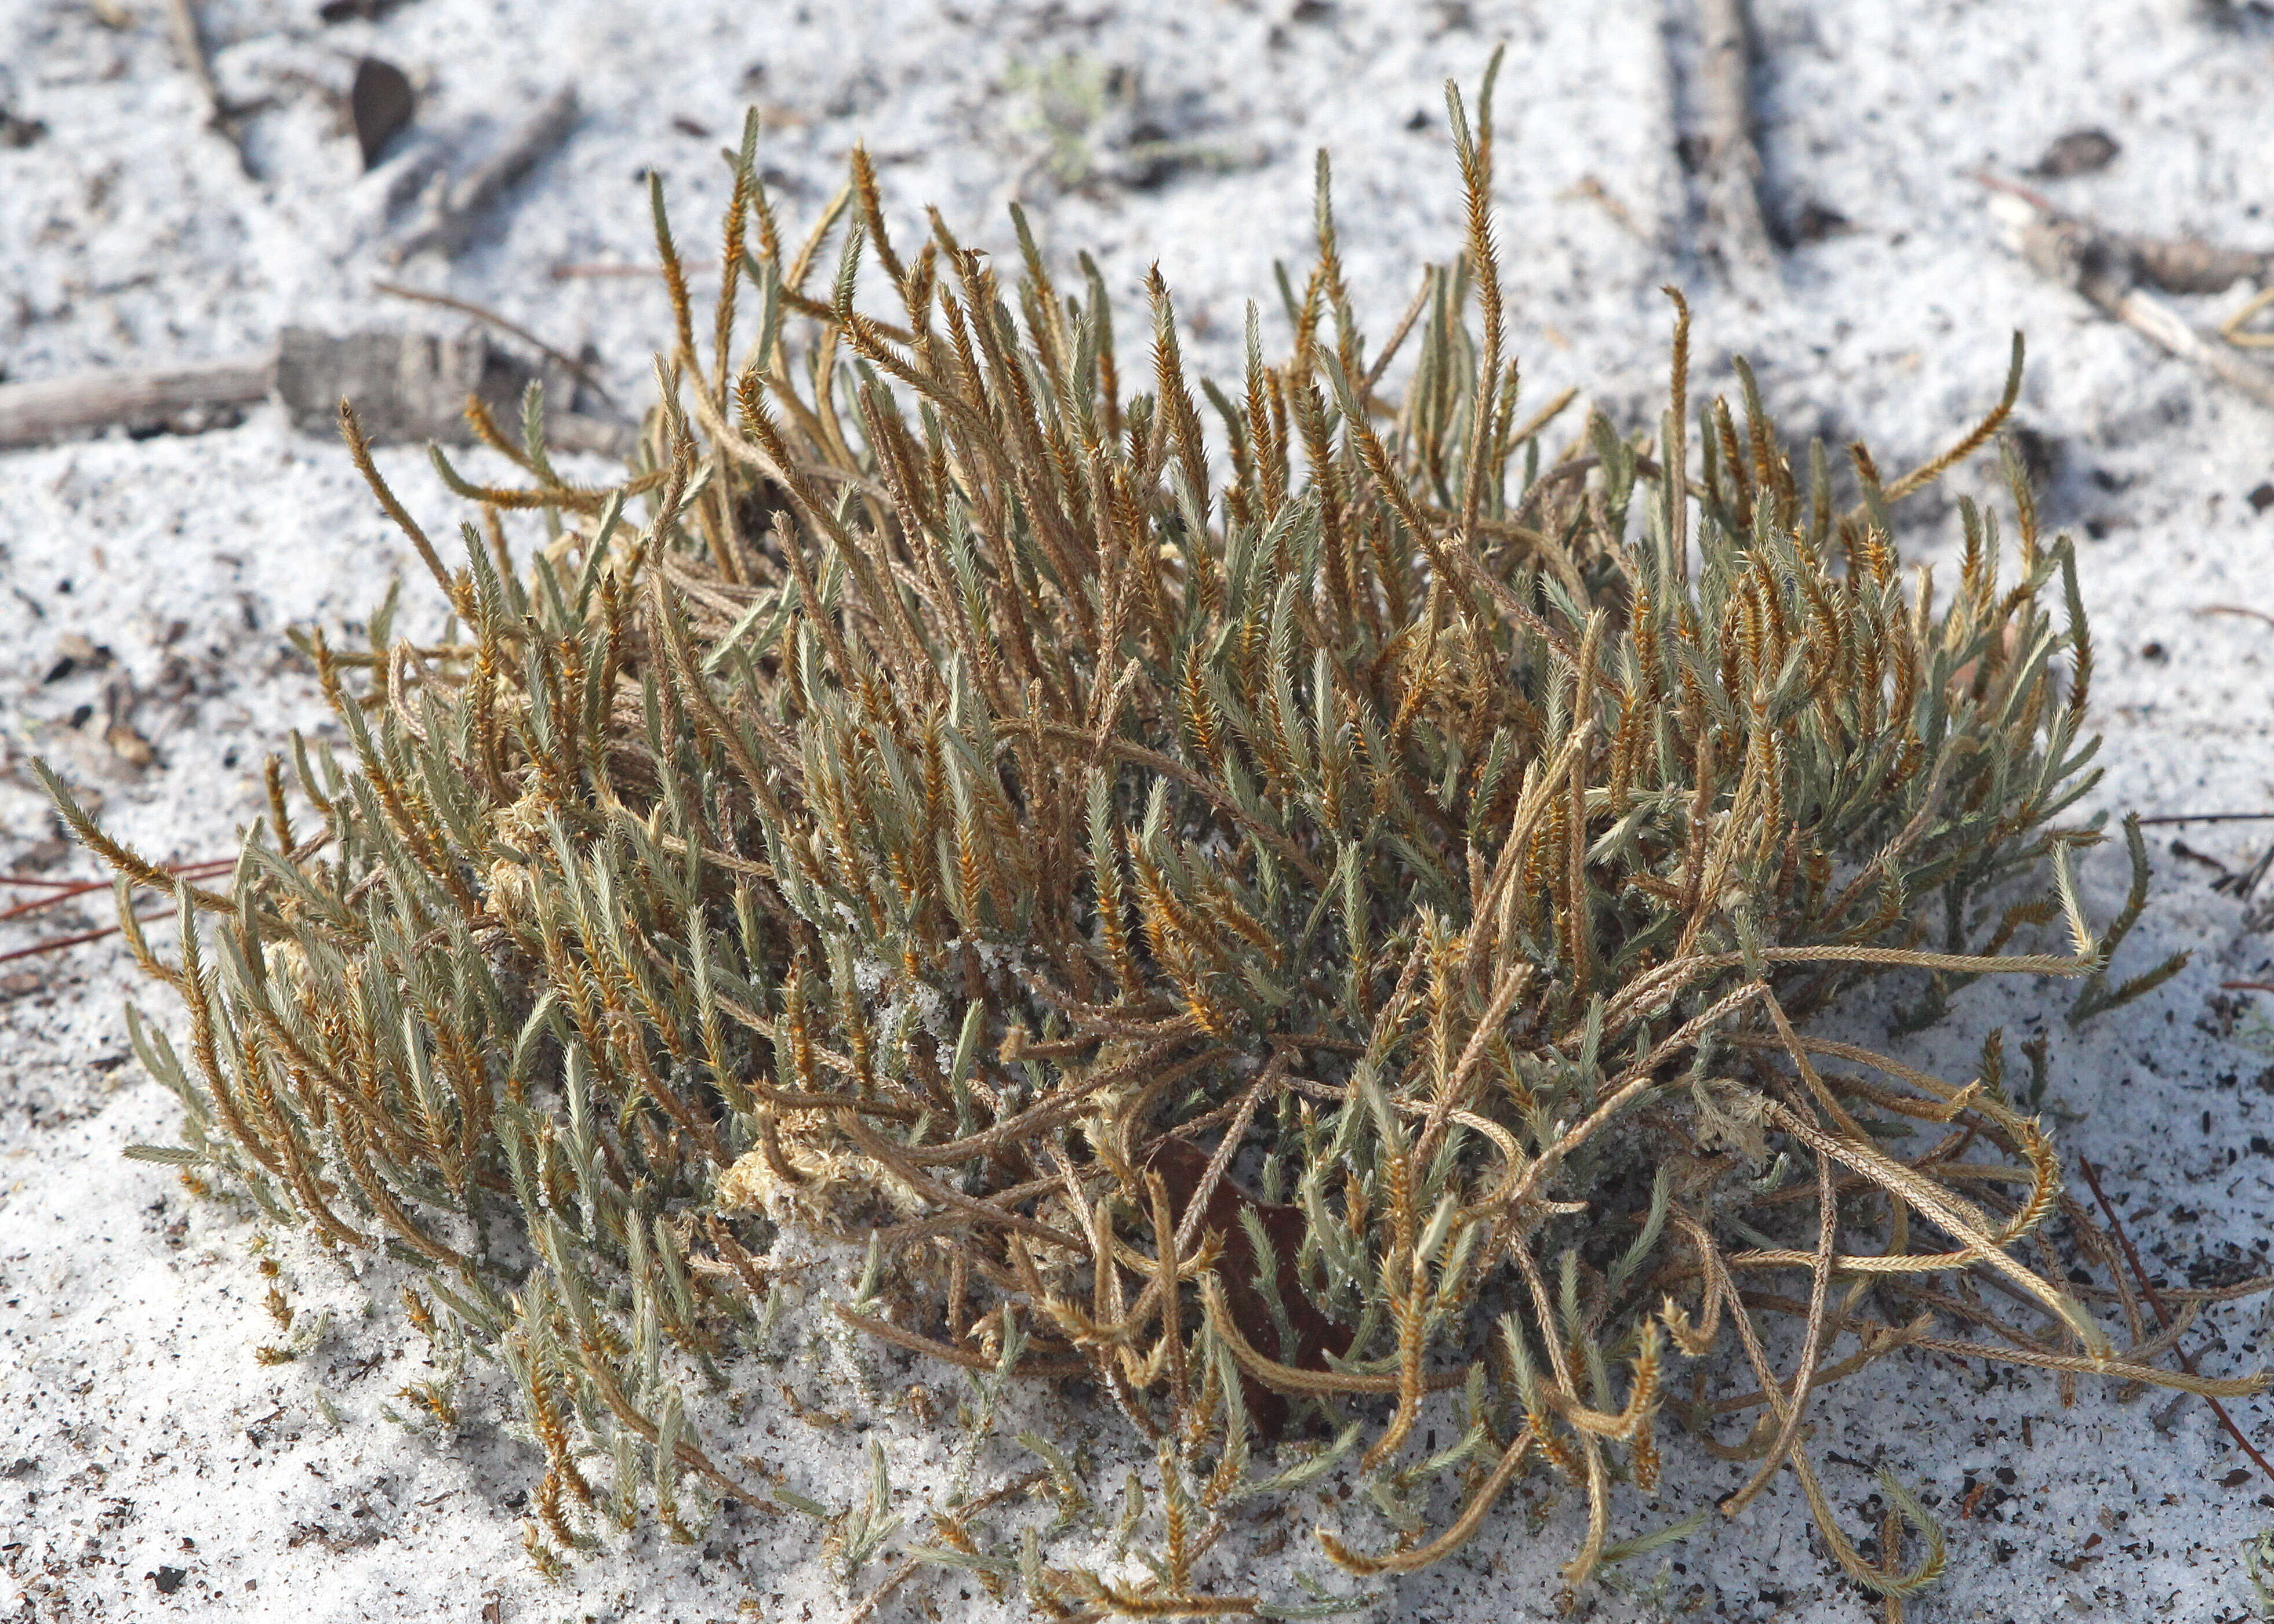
[48,53,2249,1618]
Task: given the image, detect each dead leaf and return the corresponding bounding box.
[2030,128,2120,179]
[1791,200,1852,243]
[350,56,415,171]
[1147,1136,1350,1436]
[319,0,409,21]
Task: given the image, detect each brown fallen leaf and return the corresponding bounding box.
[1147,1136,1350,1437]
[1790,199,1852,243]
[2030,128,2120,179]
[350,57,415,172]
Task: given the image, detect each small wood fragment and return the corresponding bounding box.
[0,359,271,450]
[372,281,622,415]
[0,333,630,456]
[274,326,630,453]
[104,721,155,769]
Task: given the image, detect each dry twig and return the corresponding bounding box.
[1693,0,1777,278]
[388,86,581,263]
[0,358,272,450]
[2137,813,2274,826]
[161,0,257,173]
[0,858,235,966]
[2076,1157,2274,1486]
[0,335,629,455]
[1984,174,2274,410]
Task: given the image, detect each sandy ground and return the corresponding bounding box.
[2,0,2273,1619]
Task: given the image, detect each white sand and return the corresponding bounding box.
[3,1,2273,1619]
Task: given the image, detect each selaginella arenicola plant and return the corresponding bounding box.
[43,49,2248,1621]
